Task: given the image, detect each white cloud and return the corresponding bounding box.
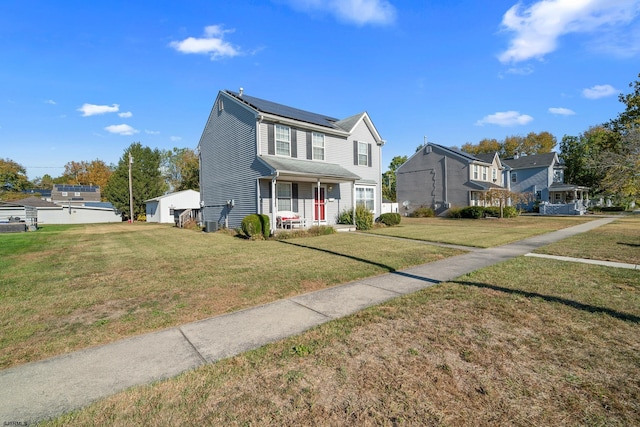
[582,84,618,99]
[283,0,396,26]
[498,0,640,63]
[118,111,132,118]
[169,25,240,60]
[104,124,139,136]
[476,111,534,127]
[78,103,120,117]
[549,107,576,115]
[44,99,56,105]
[170,136,183,142]
[145,129,160,135]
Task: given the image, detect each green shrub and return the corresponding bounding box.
[377,212,401,226]
[410,206,435,218]
[460,206,485,219]
[241,214,263,238]
[258,214,271,238]
[502,206,519,218]
[483,206,500,217]
[446,207,463,218]
[337,205,373,230]
[600,206,625,212]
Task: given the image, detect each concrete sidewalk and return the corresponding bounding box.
[0,217,620,424]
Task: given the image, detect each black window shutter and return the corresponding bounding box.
[267,123,275,155]
[292,183,298,212]
[368,143,372,167]
[306,132,312,160]
[268,183,273,213]
[353,140,358,165]
[291,128,297,158]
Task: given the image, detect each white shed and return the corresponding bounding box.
[145,190,201,224]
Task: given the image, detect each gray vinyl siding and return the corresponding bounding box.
[397,145,472,216]
[199,94,269,228]
[510,166,550,208]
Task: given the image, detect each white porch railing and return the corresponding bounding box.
[539,201,588,215]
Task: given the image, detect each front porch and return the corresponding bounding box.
[543,183,590,215]
[257,155,365,233]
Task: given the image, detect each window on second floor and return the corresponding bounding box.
[312,132,325,161]
[492,168,497,182]
[275,125,291,156]
[473,165,479,180]
[358,141,368,166]
[511,172,517,183]
[553,169,564,183]
[482,167,488,181]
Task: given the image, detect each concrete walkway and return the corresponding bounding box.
[0,217,623,424]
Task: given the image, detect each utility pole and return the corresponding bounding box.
[128,153,134,223]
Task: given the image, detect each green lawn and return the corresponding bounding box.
[0,223,463,369]
[44,251,640,426]
[364,216,594,247]
[535,215,640,264]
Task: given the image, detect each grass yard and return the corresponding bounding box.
[535,215,640,264]
[365,215,594,247]
[43,255,640,426]
[0,223,463,369]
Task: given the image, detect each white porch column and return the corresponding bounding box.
[316,178,321,227]
[271,176,277,233]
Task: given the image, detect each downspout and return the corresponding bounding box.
[352,181,356,227]
[256,114,264,219]
[443,156,448,208]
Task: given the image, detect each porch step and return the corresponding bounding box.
[334,224,356,232]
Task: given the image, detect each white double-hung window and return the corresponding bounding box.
[358,142,368,166]
[312,132,325,160]
[275,125,291,156]
[276,183,292,211]
[356,186,375,211]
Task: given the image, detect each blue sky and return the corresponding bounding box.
[1,0,639,180]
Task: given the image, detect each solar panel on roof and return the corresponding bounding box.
[227,91,339,129]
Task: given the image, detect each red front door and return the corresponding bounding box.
[314,187,326,221]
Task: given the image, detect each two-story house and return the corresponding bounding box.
[396,143,505,216]
[502,152,589,212]
[197,90,385,232]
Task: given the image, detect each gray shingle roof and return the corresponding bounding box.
[226,91,340,129]
[259,155,361,181]
[8,196,58,208]
[501,153,557,169]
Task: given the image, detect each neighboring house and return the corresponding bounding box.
[396,143,505,216]
[51,184,101,206]
[145,189,201,225]
[198,89,385,231]
[502,152,589,212]
[7,196,121,225]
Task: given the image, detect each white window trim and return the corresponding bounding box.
[275,124,291,157]
[355,185,375,212]
[473,165,479,180]
[312,132,325,161]
[358,142,368,166]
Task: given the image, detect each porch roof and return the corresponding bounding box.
[259,155,361,182]
[549,183,590,192]
[468,180,505,191]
